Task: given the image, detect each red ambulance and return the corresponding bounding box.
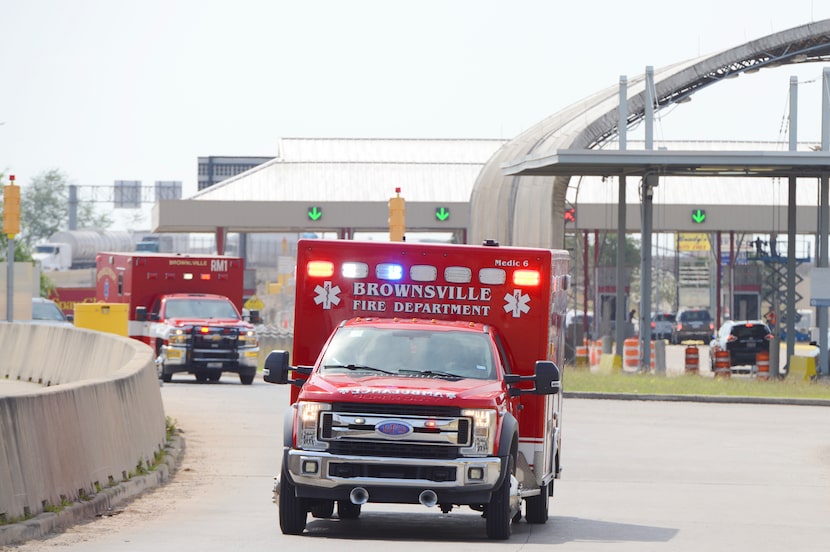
[96,252,260,384]
[264,239,570,539]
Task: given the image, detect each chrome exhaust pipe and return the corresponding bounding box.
[349,487,369,505]
[419,489,438,508]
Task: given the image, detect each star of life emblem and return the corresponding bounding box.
[314,281,341,310]
[503,289,530,318]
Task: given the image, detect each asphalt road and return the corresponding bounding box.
[8,366,830,551]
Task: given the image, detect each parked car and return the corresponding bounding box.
[650,312,675,340]
[30,297,73,327]
[709,320,773,374]
[671,308,713,344]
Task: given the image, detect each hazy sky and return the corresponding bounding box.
[3,0,830,230]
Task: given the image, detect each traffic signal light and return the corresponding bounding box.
[388,188,405,242]
[564,207,576,224]
[3,176,20,236]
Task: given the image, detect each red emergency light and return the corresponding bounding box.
[307,260,334,278]
[201,273,211,281]
[513,270,540,286]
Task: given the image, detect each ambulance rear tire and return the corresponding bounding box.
[486,453,515,539]
[524,482,549,524]
[279,468,308,534]
[336,500,361,519]
[240,373,255,385]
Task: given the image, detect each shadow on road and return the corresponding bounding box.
[299,511,678,544]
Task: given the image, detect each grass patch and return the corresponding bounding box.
[564,369,830,400]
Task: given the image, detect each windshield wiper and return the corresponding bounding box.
[324,364,397,375]
[398,369,464,379]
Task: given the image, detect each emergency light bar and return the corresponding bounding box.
[306,258,539,287]
[410,265,437,282]
[479,268,506,285]
[444,267,472,283]
[307,261,334,278]
[513,270,540,286]
[342,262,368,278]
[376,263,403,280]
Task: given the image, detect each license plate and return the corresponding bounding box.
[746,342,755,348]
[207,362,223,368]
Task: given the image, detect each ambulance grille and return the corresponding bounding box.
[320,404,471,459]
[332,402,460,417]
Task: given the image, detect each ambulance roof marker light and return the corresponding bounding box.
[342,262,369,278]
[376,263,403,280]
[307,260,334,278]
[513,269,541,286]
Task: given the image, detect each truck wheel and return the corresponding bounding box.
[524,482,549,524]
[279,468,308,534]
[486,454,515,539]
[239,373,255,385]
[310,500,335,518]
[160,365,172,383]
[195,372,209,383]
[336,500,361,519]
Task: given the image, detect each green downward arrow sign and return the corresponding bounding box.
[435,207,450,221]
[691,209,706,224]
[308,206,322,221]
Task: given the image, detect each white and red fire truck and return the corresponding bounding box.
[264,239,570,539]
[96,252,260,384]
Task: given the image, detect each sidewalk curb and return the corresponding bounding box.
[564,391,830,406]
[0,433,186,548]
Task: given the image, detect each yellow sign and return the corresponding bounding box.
[677,233,710,252]
[244,295,264,311]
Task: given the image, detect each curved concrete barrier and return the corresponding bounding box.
[0,322,166,524]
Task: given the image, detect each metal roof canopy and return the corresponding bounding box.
[502,149,830,178]
[503,146,830,380]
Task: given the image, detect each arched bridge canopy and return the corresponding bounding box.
[470,19,830,248]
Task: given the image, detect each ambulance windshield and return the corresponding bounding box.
[320,327,495,380]
[165,298,240,320]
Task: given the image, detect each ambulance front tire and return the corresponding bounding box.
[155,341,173,383]
[279,467,308,534]
[160,368,172,383]
[486,451,516,540]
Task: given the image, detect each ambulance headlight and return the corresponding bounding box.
[461,409,497,456]
[168,328,188,345]
[295,402,331,451]
[239,329,258,348]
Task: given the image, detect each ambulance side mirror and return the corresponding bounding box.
[533,360,561,394]
[263,350,312,386]
[263,350,291,384]
[504,361,560,396]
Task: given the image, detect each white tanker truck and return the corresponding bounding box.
[33,229,136,270]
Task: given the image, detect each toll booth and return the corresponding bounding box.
[596,266,631,338]
[732,265,762,321]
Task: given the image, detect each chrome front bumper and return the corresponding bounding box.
[160,344,259,368]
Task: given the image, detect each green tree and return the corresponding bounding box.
[19,169,111,247]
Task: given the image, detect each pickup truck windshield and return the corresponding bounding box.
[165,298,240,320]
[320,327,496,380]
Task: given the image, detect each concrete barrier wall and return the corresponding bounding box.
[0,323,166,521]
